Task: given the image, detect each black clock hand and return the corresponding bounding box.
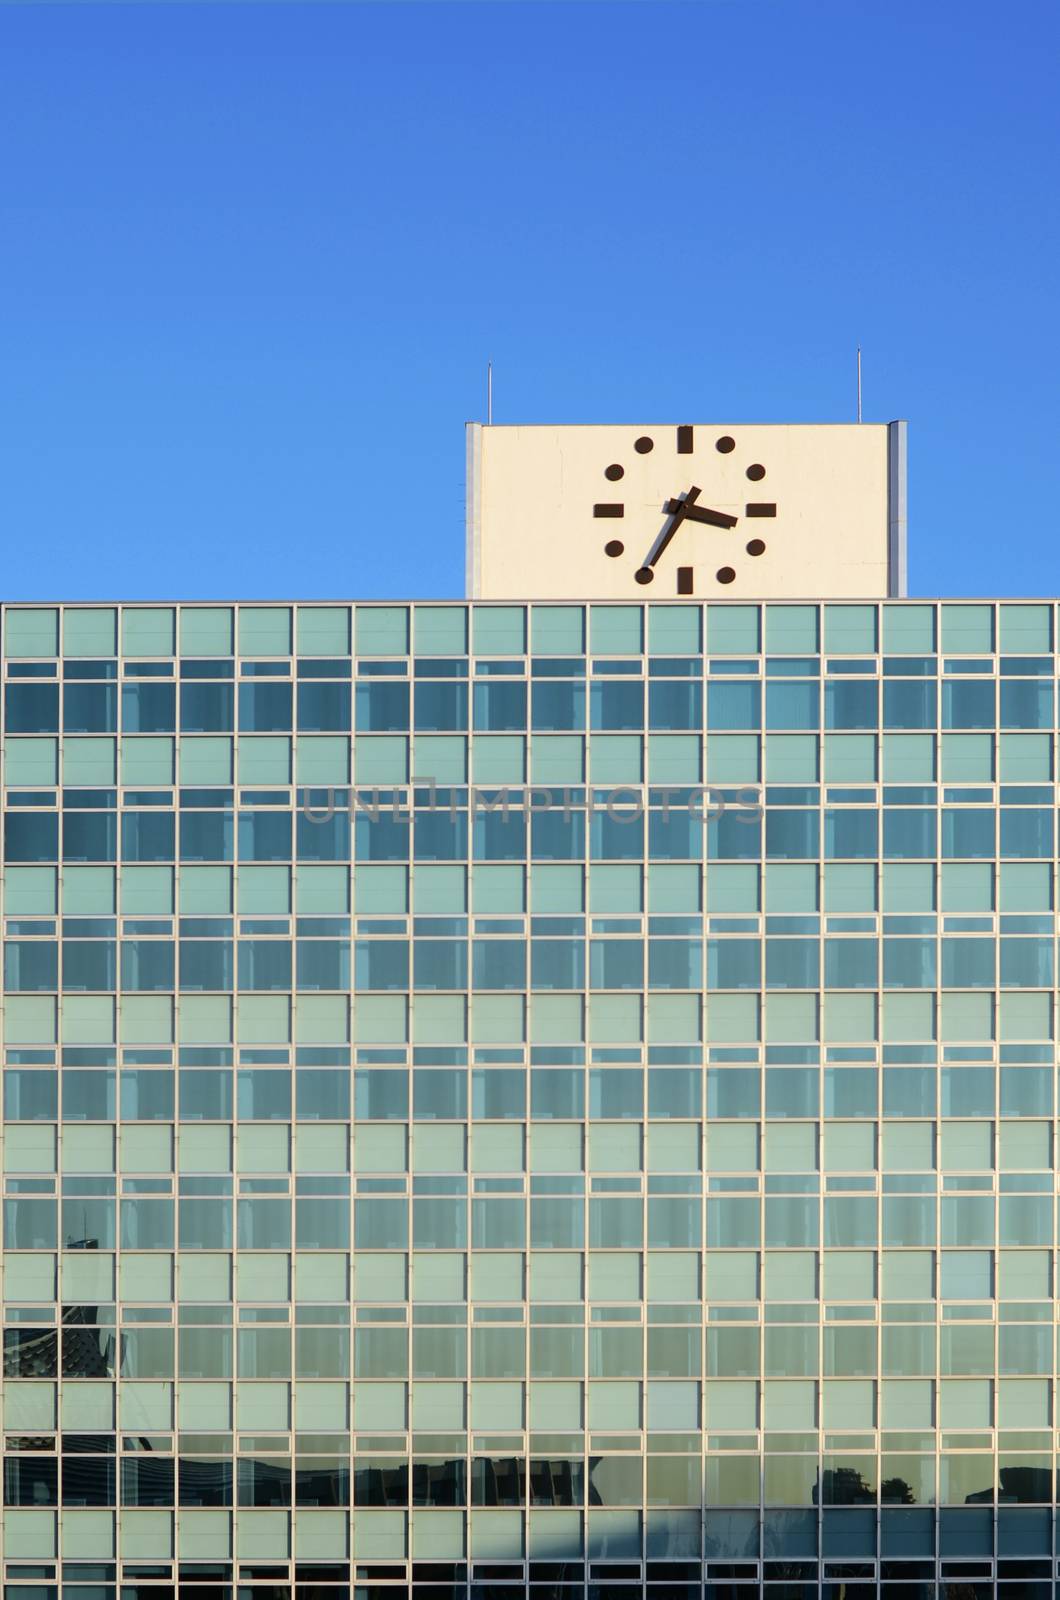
[664,499,738,530]
[641,486,702,570]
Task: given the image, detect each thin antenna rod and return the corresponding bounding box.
[487,362,493,426]
[856,346,863,424]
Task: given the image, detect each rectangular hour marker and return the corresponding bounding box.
[746,502,776,517]
[677,425,694,454]
[676,566,694,595]
[593,503,624,518]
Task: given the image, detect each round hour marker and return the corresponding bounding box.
[716,566,736,584]
[634,567,654,585]
[604,540,625,558]
[605,464,624,481]
[634,436,654,454]
[746,463,766,481]
[715,435,736,454]
[746,539,766,557]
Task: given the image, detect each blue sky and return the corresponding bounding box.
[1,0,1057,602]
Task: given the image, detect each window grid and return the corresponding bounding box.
[1,602,1060,1591]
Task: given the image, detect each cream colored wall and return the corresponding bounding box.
[468,423,898,601]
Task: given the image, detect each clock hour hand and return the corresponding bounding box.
[664,499,739,530]
[641,485,702,570]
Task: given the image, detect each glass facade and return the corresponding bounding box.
[0,596,1058,1596]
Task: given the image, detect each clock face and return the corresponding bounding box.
[592,424,776,593]
[470,420,897,603]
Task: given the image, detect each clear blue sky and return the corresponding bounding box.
[1,0,1057,602]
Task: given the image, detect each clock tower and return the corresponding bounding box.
[466,420,907,600]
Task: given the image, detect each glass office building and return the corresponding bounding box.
[0,595,1058,1600]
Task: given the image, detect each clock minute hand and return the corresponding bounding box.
[642,486,702,569]
[665,500,739,530]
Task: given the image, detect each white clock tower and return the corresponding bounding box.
[467,420,907,601]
